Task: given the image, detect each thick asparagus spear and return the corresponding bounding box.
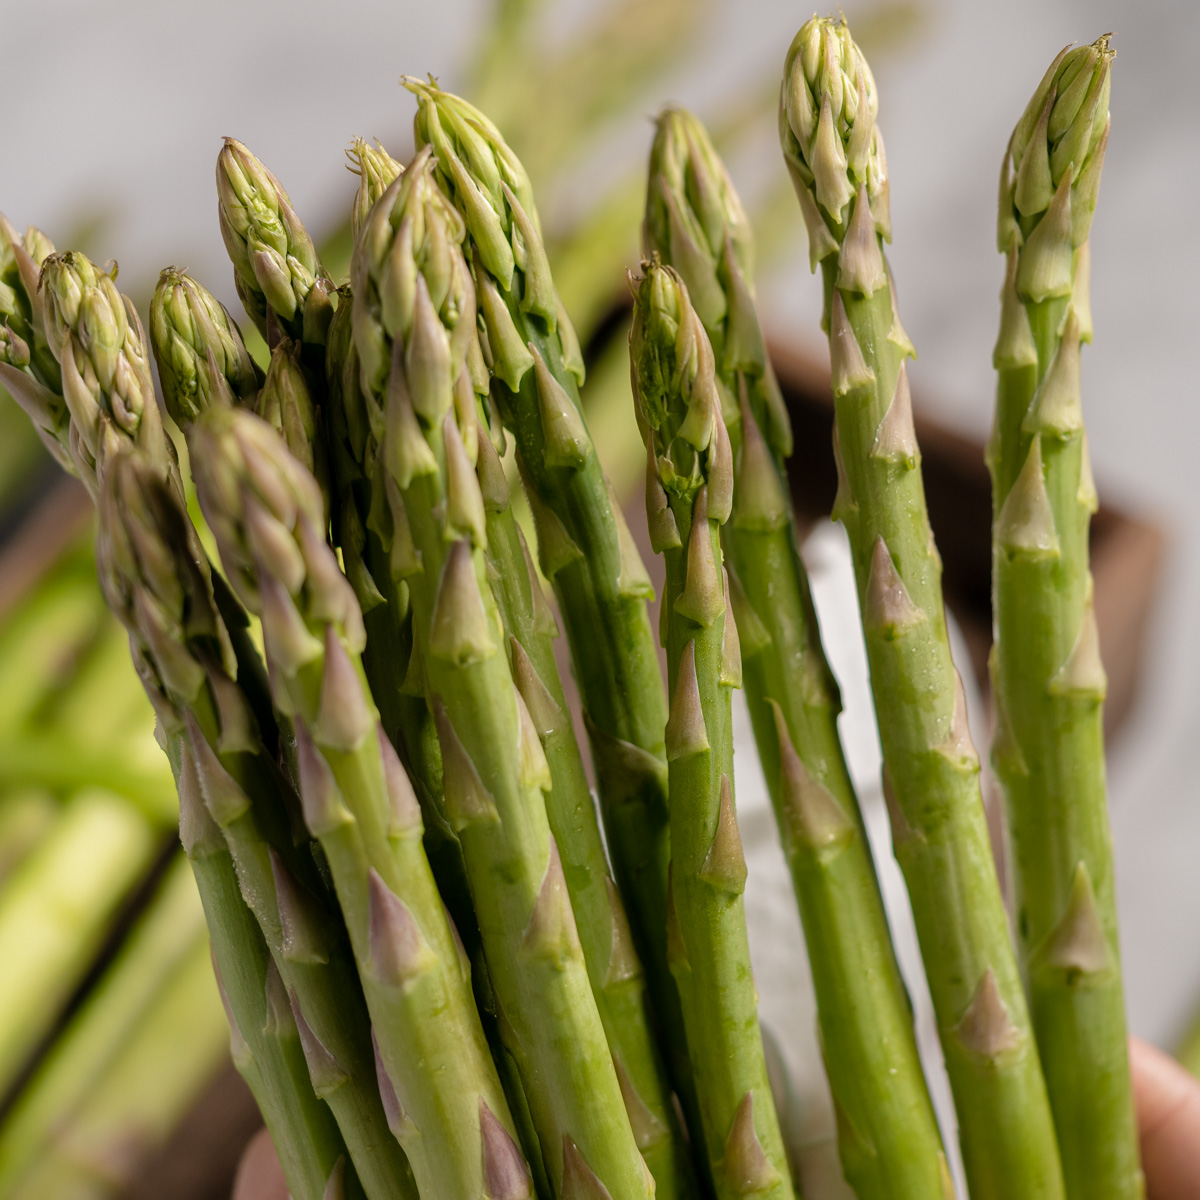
[631,260,793,1200]
[644,107,948,1199]
[404,81,692,1136]
[780,17,1065,1199]
[348,149,650,1198]
[190,404,533,1200]
[478,410,695,1198]
[97,447,408,1200]
[990,38,1140,1200]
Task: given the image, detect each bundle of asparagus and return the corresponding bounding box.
[0,13,1159,1200]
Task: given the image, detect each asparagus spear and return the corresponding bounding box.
[631,259,793,1199]
[479,407,696,1198]
[189,404,532,1200]
[645,107,949,1198]
[96,447,406,1200]
[0,790,157,1099]
[404,81,692,1135]
[348,148,650,1198]
[990,38,1140,1200]
[216,138,333,349]
[780,17,1064,1198]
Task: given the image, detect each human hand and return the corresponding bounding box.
[1131,1035,1200,1199]
[230,1038,1200,1199]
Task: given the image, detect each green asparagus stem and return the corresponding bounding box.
[0,854,209,1191]
[216,139,333,347]
[0,790,157,1099]
[96,447,404,1200]
[405,82,694,1142]
[989,38,1140,1200]
[631,260,793,1200]
[190,404,532,1200]
[645,107,949,1199]
[780,17,1064,1199]
[479,412,696,1198]
[1177,1010,1200,1080]
[348,148,650,1198]
[149,267,262,427]
[348,140,404,245]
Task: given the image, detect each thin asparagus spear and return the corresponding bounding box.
[631,260,793,1199]
[990,37,1140,1200]
[347,149,650,1198]
[96,448,405,1200]
[0,790,157,1099]
[479,410,696,1198]
[7,928,228,1200]
[190,405,533,1200]
[780,17,1064,1199]
[0,854,208,1191]
[216,139,333,349]
[404,82,695,1142]
[644,107,949,1199]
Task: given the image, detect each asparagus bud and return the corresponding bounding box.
[149,267,262,426]
[347,139,403,242]
[216,138,331,344]
[780,16,888,240]
[39,252,172,492]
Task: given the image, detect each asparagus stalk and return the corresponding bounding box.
[989,38,1140,1200]
[405,81,691,1133]
[96,447,406,1200]
[479,410,696,1198]
[0,790,157,1099]
[780,17,1064,1198]
[644,107,949,1198]
[216,138,333,349]
[190,404,532,1200]
[630,259,793,1199]
[0,854,210,1191]
[348,148,650,1198]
